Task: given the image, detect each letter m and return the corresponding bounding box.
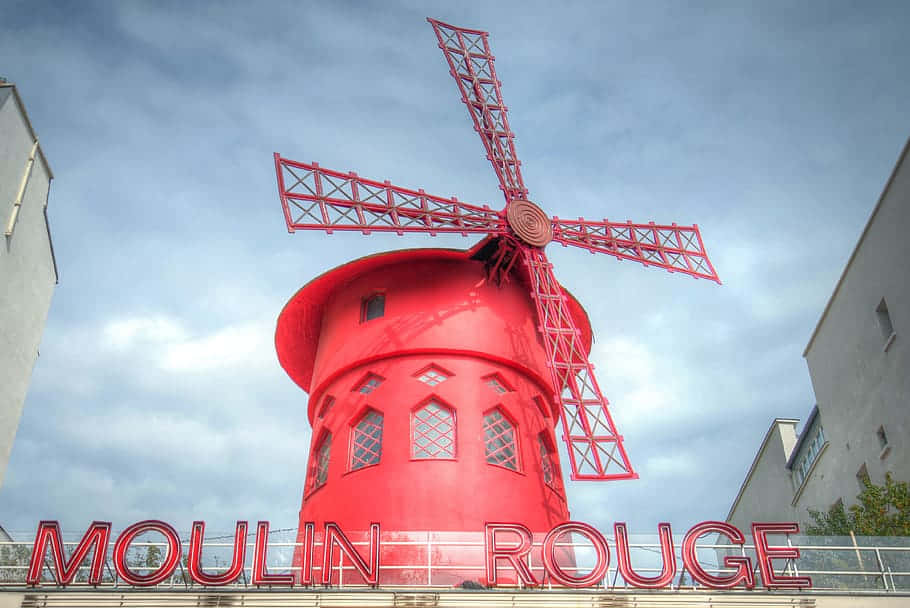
[27,521,111,586]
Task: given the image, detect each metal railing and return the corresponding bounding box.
[1,531,908,593]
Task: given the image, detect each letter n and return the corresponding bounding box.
[27,521,111,586]
[322,522,380,587]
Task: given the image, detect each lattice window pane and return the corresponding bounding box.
[310,433,332,491]
[357,374,383,394]
[485,374,510,394]
[539,434,559,490]
[318,395,335,419]
[413,402,455,459]
[484,409,518,471]
[351,411,383,470]
[417,367,448,387]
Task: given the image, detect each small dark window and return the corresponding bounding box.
[362,293,385,322]
[876,298,894,341]
[318,395,336,419]
[856,463,870,490]
[877,426,889,449]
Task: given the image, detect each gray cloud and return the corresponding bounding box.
[1,0,908,538]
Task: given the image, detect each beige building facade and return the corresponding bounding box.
[0,81,57,490]
[728,138,910,530]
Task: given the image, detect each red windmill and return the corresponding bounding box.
[273,18,719,585]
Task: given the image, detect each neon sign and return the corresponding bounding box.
[26,519,811,590]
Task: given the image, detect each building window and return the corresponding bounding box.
[483,408,519,471]
[318,395,336,419]
[877,426,888,449]
[856,463,870,491]
[483,373,512,394]
[350,410,383,471]
[362,293,385,322]
[533,395,550,420]
[415,365,450,387]
[538,433,560,491]
[792,422,825,488]
[354,373,384,395]
[308,433,332,492]
[876,298,896,349]
[413,401,456,459]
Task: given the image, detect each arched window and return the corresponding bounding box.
[483,408,519,471]
[361,293,385,322]
[483,372,512,394]
[308,432,332,493]
[350,410,383,471]
[538,432,561,491]
[318,395,336,419]
[412,401,455,459]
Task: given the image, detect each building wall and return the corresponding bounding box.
[801,139,910,516]
[0,83,56,489]
[726,419,799,530]
[727,138,910,529]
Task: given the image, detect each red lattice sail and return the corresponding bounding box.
[273,17,720,481]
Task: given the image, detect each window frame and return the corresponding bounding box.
[306,430,332,496]
[410,396,458,461]
[538,431,562,492]
[317,394,336,420]
[361,292,386,323]
[482,372,514,394]
[482,406,522,473]
[413,363,455,387]
[351,372,385,395]
[348,406,384,473]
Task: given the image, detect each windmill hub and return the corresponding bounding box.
[506,199,552,247]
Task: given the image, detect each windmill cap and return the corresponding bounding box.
[275,246,593,393]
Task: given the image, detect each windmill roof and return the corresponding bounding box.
[275,245,593,393]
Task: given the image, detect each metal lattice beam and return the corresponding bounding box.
[428,18,528,204]
[523,247,636,480]
[274,17,722,482]
[275,155,506,236]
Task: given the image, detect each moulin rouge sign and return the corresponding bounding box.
[27,519,811,590]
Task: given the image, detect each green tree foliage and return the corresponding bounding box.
[807,473,910,536]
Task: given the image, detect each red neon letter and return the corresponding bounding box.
[27,521,111,586]
[188,521,247,586]
[297,522,316,586]
[614,522,676,588]
[682,521,755,590]
[321,522,380,587]
[484,523,537,587]
[252,521,294,586]
[113,520,181,587]
[752,522,812,589]
[542,522,609,588]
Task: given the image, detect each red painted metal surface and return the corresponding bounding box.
[275,19,721,547]
[277,251,574,584]
[274,24,719,482]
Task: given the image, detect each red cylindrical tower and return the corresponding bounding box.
[276,247,592,584]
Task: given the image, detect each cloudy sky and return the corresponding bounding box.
[1,0,909,540]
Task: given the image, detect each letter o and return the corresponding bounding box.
[113,520,181,587]
[542,522,609,588]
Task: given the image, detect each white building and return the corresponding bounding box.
[727,138,909,530]
[0,81,56,490]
